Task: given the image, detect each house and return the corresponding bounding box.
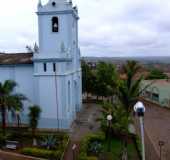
[0,0,82,129]
[141,80,170,108]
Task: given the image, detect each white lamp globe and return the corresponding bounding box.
[107,115,112,121]
[134,101,146,112]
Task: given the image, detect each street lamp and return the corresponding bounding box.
[107,114,112,152]
[72,144,77,160]
[158,140,165,160]
[134,101,146,160]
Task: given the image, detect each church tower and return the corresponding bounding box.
[34,0,82,129]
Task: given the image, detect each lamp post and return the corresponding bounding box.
[72,144,77,160]
[134,101,146,160]
[107,114,112,152]
[158,140,165,160]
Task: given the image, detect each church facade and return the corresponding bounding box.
[0,0,82,129]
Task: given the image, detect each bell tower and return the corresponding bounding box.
[33,0,82,129]
[36,0,79,56]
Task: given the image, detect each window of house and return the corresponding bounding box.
[152,93,159,102]
[145,91,151,98]
[53,63,56,72]
[52,17,59,32]
[43,63,47,72]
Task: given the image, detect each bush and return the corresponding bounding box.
[21,147,62,159]
[0,134,6,148]
[78,153,97,160]
[37,132,69,151]
[0,133,12,148]
[88,141,103,155]
[78,133,104,160]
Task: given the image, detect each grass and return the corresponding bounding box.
[97,137,138,160]
[79,132,139,160]
[86,138,138,160]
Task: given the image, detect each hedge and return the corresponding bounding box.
[21,147,62,159]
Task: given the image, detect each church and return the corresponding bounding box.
[0,0,82,129]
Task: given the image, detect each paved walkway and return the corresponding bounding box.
[142,100,170,160]
[64,103,101,160]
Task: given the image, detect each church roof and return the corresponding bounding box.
[0,53,33,65]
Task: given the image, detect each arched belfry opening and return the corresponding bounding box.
[52,17,59,32]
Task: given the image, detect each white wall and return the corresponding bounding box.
[0,64,35,123]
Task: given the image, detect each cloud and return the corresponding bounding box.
[0,0,170,56]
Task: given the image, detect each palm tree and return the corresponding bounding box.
[28,105,41,139]
[117,61,146,159]
[99,102,131,138]
[118,60,143,115]
[0,80,26,135]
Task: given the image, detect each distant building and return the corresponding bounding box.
[0,0,82,129]
[141,80,170,108]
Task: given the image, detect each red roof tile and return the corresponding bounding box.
[0,53,33,65]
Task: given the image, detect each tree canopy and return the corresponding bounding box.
[146,68,168,80]
[82,61,118,99]
[118,61,143,114]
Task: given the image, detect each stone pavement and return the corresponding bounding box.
[64,103,101,160]
[141,100,170,160]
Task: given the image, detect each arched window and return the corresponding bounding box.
[52,17,59,32]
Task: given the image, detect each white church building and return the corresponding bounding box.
[0,0,82,129]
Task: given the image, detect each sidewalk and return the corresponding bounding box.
[139,100,170,160]
[64,103,101,160]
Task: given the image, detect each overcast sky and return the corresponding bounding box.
[0,0,170,57]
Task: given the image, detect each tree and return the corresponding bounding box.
[28,105,41,138]
[99,102,132,158]
[99,102,131,137]
[81,60,95,97]
[118,60,143,115]
[94,62,118,99]
[146,68,168,80]
[81,61,118,100]
[0,80,26,135]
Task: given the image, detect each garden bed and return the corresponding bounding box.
[0,127,69,160]
[78,132,139,160]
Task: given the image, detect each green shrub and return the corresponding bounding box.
[87,157,97,160]
[37,133,69,151]
[78,153,97,160]
[21,147,62,159]
[88,141,103,155]
[0,133,11,148]
[78,133,104,160]
[0,134,6,148]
